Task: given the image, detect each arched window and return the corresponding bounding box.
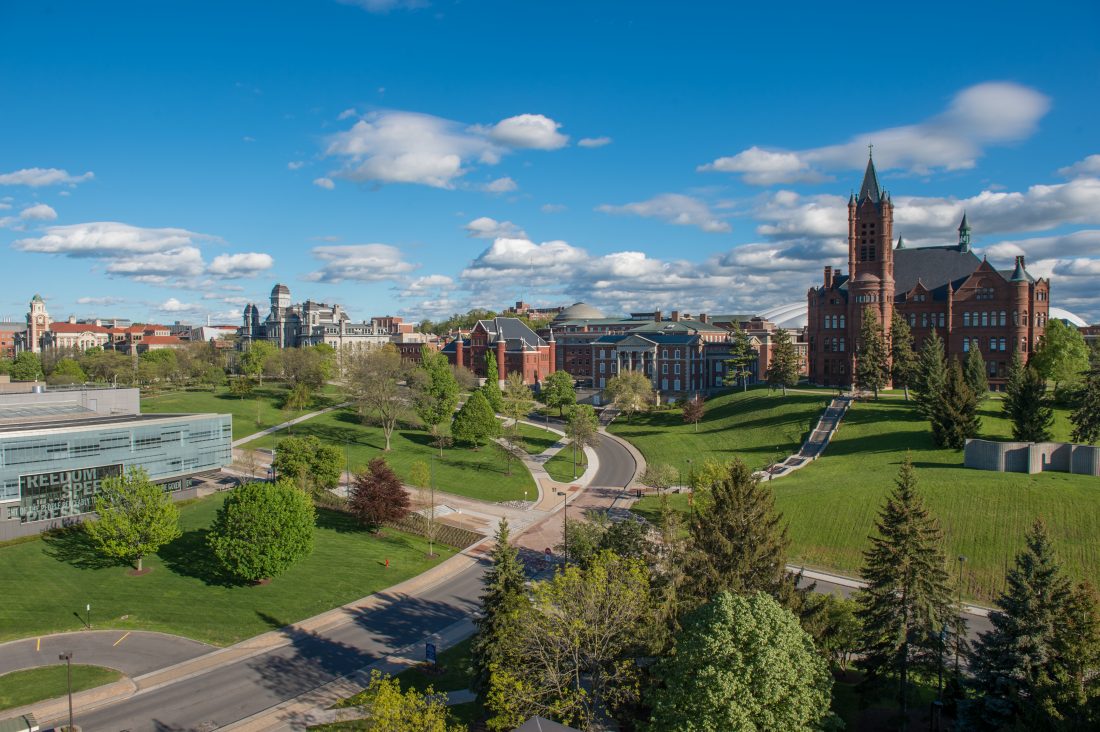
[1022,312,1029,326]
[922,313,928,328]
[839,315,846,328]
[1013,311,1019,326]
[999,311,1006,327]
[963,312,971,327]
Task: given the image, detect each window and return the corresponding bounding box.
[839,315,845,328]
[661,363,667,374]
[981,312,989,327]
[938,313,945,327]
[1023,313,1029,326]
[988,361,997,378]
[824,339,832,353]
[999,338,1006,352]
[661,378,667,390]
[662,349,668,358]
[963,312,971,327]
[1020,337,1028,352]
[990,337,997,352]
[674,379,681,391]
[1013,311,1019,326]
[999,311,1006,327]
[963,339,970,352]
[599,362,605,374]
[839,338,845,352]
[921,313,928,328]
[674,363,681,375]
[909,313,916,327]
[674,349,681,359]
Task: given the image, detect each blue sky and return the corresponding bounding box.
[2,0,1099,326]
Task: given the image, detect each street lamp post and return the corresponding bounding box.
[59,651,74,732]
[428,456,436,558]
[956,555,967,678]
[345,439,351,498]
[556,490,568,564]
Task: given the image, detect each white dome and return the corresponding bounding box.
[1049,307,1088,328]
[760,302,808,330]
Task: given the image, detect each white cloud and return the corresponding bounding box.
[313,177,335,190]
[701,82,1051,185]
[321,109,569,189]
[597,193,731,233]
[158,298,199,312]
[305,244,417,283]
[336,0,427,12]
[399,274,454,297]
[464,217,527,239]
[20,203,58,221]
[1059,154,1100,179]
[541,203,566,213]
[578,136,612,148]
[337,108,358,120]
[76,296,125,306]
[14,222,217,256]
[208,252,274,278]
[0,168,94,187]
[486,114,569,150]
[108,247,206,278]
[483,176,518,193]
[287,160,305,170]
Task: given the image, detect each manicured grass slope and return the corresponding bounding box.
[635,395,1098,603]
[609,387,828,470]
[544,444,587,483]
[0,664,123,711]
[141,384,344,441]
[0,493,453,646]
[245,409,534,503]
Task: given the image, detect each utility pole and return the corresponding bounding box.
[956,555,967,677]
[59,651,74,732]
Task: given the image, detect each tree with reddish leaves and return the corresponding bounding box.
[349,457,411,532]
[681,395,706,432]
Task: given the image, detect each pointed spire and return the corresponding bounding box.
[1010,255,1029,282]
[958,211,971,252]
[895,236,905,249]
[958,211,970,232]
[848,191,856,206]
[858,151,881,204]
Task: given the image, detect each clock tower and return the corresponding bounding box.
[26,294,51,354]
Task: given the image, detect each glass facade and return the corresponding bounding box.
[0,414,232,523]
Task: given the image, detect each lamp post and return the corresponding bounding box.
[428,456,436,559]
[956,555,967,677]
[59,651,74,732]
[344,439,351,498]
[556,490,568,564]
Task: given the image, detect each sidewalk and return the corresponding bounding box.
[231,401,351,448]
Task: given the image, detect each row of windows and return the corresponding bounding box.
[822,338,846,353]
[855,294,879,303]
[963,311,1007,328]
[909,312,947,328]
[964,337,1029,353]
[597,348,684,360]
[823,315,846,329]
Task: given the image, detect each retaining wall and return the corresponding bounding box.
[964,438,1100,477]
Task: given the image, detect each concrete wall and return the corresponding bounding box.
[0,387,140,416]
[965,438,1100,478]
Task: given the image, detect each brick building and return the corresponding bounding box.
[442,317,553,385]
[807,154,1050,388]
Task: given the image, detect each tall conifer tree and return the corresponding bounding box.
[857,456,953,725]
[723,324,756,392]
[1002,354,1054,443]
[766,328,801,396]
[855,308,890,399]
[913,330,946,419]
[890,312,917,401]
[964,345,989,399]
[472,518,527,700]
[931,359,980,449]
[1070,358,1100,444]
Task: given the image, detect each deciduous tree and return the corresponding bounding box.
[565,404,600,480]
[349,670,468,732]
[451,390,500,449]
[349,457,411,531]
[1032,318,1090,393]
[349,345,410,451]
[48,357,86,385]
[855,308,890,399]
[208,480,315,582]
[1003,354,1054,442]
[767,327,801,396]
[890,311,917,401]
[647,592,835,732]
[9,351,43,381]
[605,370,654,420]
[857,456,953,723]
[541,370,576,416]
[501,372,534,438]
[681,394,705,431]
[85,467,181,573]
[239,341,276,384]
[272,435,343,493]
[413,347,460,455]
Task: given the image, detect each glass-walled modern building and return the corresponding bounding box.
[0,385,232,540]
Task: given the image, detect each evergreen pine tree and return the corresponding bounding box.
[913,330,947,419]
[964,344,989,399]
[855,308,890,399]
[890,312,917,401]
[1002,354,1054,443]
[723,324,756,392]
[766,328,800,396]
[1070,359,1100,444]
[471,518,527,700]
[482,351,504,412]
[967,520,1100,729]
[857,456,953,725]
[684,458,801,611]
[930,359,980,449]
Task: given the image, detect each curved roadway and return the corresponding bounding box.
[54,431,637,731]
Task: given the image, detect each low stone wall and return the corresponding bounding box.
[964,438,1100,477]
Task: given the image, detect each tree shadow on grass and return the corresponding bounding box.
[316,507,365,535]
[41,525,129,570]
[157,528,243,587]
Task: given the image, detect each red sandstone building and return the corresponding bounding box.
[807,156,1049,388]
[442,317,554,385]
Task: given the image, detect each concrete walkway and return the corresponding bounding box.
[231,401,351,448]
[756,395,852,481]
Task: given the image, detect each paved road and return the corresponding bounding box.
[0,631,213,677]
[70,561,487,731]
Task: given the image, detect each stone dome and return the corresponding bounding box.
[271,283,291,296]
[554,302,606,321]
[854,270,881,282]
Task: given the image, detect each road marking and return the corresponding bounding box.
[113,631,131,647]
[36,637,40,652]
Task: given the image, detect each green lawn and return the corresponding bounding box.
[0,493,454,646]
[141,383,345,441]
[0,664,123,711]
[508,421,562,455]
[635,395,1100,603]
[609,386,829,472]
[544,443,588,483]
[244,408,535,503]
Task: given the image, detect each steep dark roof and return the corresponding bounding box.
[893,246,982,300]
[858,155,881,204]
[478,318,548,349]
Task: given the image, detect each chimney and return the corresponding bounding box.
[700,313,709,324]
[824,266,833,288]
[671,310,681,322]
[654,310,662,322]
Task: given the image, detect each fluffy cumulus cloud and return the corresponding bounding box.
[158,298,200,312]
[304,243,417,283]
[208,252,275,278]
[464,216,527,239]
[313,177,335,190]
[12,221,272,283]
[20,203,58,221]
[1058,154,1100,179]
[702,82,1051,185]
[320,109,569,189]
[0,167,94,187]
[578,136,612,148]
[76,296,125,306]
[597,193,731,233]
[483,176,518,193]
[399,274,454,297]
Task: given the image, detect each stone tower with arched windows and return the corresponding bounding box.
[25,294,51,354]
